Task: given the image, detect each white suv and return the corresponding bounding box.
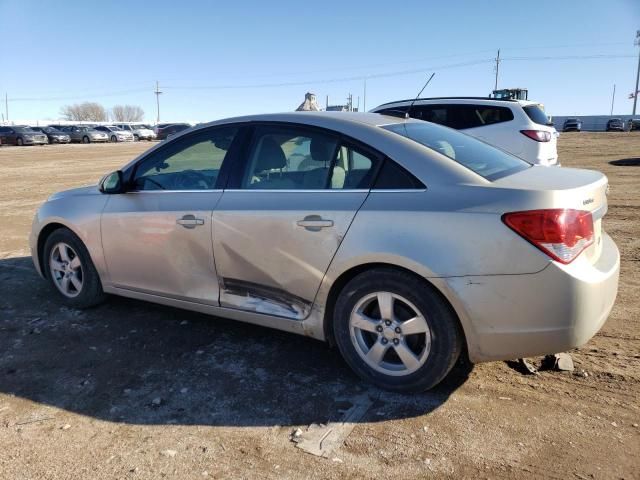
[113,123,157,141]
[372,97,558,166]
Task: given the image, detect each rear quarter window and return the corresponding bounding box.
[523,105,551,126]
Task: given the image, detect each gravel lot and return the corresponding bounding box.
[0,135,638,479]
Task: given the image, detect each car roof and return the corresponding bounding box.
[373,97,543,109]
[197,111,417,131]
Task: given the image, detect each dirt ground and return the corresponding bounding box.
[0,135,638,479]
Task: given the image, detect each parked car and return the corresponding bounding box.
[372,97,559,166]
[563,118,582,132]
[0,126,48,146]
[627,119,640,131]
[156,123,191,140]
[30,112,619,393]
[61,126,109,143]
[30,126,71,144]
[93,126,134,143]
[605,118,624,132]
[113,123,157,141]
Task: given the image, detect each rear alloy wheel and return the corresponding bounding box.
[333,268,462,393]
[44,228,106,308]
[16,137,23,146]
[82,136,90,144]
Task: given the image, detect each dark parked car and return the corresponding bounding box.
[627,119,640,131]
[605,118,624,132]
[30,126,71,144]
[156,123,191,140]
[563,118,582,132]
[0,126,47,146]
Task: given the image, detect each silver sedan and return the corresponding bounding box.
[29,112,620,392]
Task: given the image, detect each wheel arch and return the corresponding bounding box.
[321,262,469,359]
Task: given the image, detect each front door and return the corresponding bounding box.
[101,126,240,304]
[212,124,380,319]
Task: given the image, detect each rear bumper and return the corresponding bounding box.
[445,232,620,362]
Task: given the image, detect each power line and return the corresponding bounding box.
[5,52,638,103]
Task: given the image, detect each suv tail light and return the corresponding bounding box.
[502,209,594,264]
[521,130,552,142]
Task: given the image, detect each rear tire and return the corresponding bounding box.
[82,136,90,144]
[43,228,107,309]
[16,137,23,146]
[333,268,462,393]
[110,135,117,142]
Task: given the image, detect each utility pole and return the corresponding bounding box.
[154,81,163,123]
[4,93,8,123]
[494,49,500,92]
[610,84,616,116]
[633,31,640,115]
[363,78,367,112]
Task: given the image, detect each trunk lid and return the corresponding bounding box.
[493,166,608,264]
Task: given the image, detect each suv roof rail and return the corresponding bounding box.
[375,96,519,108]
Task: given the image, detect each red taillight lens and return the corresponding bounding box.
[502,209,594,264]
[520,130,551,142]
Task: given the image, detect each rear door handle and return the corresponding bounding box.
[176,214,205,229]
[296,215,334,231]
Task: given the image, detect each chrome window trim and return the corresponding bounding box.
[221,189,370,193]
[125,189,224,194]
[370,188,428,193]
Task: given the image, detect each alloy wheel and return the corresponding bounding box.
[49,242,84,298]
[349,291,431,376]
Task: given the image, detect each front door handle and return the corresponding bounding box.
[296,215,334,231]
[177,214,205,229]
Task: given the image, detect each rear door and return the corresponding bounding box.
[212,123,381,319]
[101,126,240,304]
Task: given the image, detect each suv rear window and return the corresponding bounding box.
[523,105,551,126]
[380,104,514,130]
[383,121,530,181]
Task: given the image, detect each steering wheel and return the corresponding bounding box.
[172,170,210,190]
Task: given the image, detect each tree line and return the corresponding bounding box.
[60,102,145,122]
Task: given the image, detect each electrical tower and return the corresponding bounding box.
[633,31,640,115]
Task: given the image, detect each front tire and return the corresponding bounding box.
[110,135,117,142]
[43,228,106,309]
[333,268,463,393]
[16,137,24,146]
[82,136,90,144]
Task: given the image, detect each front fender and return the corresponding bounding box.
[31,193,109,281]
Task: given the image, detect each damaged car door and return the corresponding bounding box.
[101,126,239,304]
[212,123,380,319]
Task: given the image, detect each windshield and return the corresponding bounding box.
[14,127,35,133]
[523,105,552,126]
[382,121,531,181]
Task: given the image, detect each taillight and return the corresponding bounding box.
[521,130,552,142]
[502,209,594,264]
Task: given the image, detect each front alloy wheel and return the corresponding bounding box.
[49,242,83,298]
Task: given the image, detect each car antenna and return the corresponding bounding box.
[406,72,435,119]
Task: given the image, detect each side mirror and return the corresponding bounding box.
[99,170,125,194]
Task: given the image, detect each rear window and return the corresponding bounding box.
[523,105,551,126]
[383,122,530,181]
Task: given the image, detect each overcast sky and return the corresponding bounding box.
[2,0,639,122]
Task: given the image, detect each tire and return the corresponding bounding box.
[133,134,139,141]
[82,136,90,144]
[110,135,117,142]
[43,228,107,309]
[16,137,23,146]
[333,268,463,393]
